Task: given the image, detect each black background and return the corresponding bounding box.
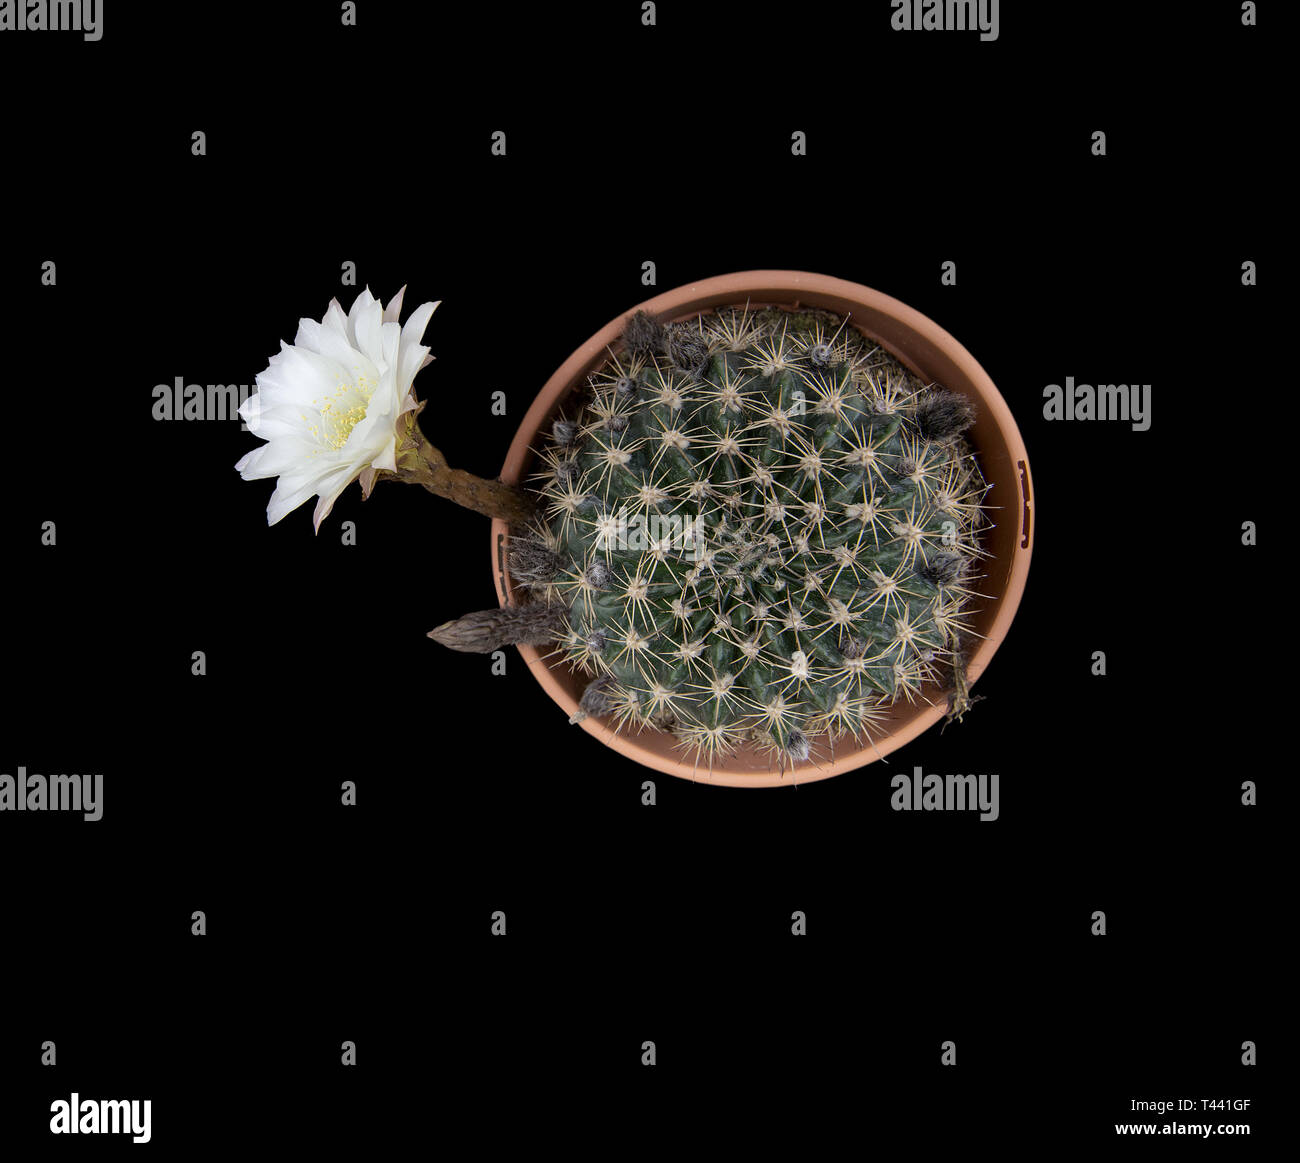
[0,0,1279,1151]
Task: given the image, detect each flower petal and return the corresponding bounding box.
[400,300,439,350]
[310,462,365,532]
[312,326,378,386]
[398,343,429,397]
[383,286,406,325]
[347,288,378,346]
[323,299,349,335]
[235,437,319,479]
[268,471,334,526]
[352,294,385,367]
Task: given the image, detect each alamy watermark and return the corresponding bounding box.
[596,511,705,561]
[1043,378,1151,431]
[50,1093,150,1143]
[891,765,999,821]
[152,377,257,431]
[0,766,102,821]
[891,0,999,42]
[0,0,103,40]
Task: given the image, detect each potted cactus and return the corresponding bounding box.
[235,272,1032,786]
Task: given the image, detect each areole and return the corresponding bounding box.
[491,271,1034,787]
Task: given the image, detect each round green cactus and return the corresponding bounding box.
[513,304,990,768]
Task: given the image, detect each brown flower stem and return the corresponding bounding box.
[398,425,536,525]
[942,642,985,728]
[428,603,567,653]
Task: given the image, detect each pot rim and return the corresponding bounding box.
[491,270,1033,787]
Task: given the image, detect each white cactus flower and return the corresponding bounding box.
[235,286,439,530]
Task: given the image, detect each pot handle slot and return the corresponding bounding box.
[1018,460,1032,549]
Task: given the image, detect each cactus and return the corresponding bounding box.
[433,303,991,769]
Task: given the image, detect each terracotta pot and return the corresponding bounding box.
[491,271,1033,787]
